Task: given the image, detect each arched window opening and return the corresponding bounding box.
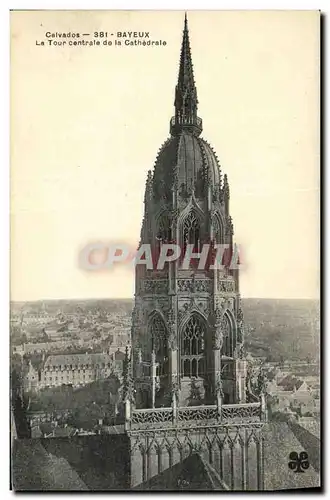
[156,214,172,271]
[150,315,168,377]
[184,359,190,377]
[183,211,201,253]
[212,214,223,245]
[156,214,172,244]
[221,314,233,358]
[181,314,206,379]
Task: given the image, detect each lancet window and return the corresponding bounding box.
[182,211,201,252]
[181,314,206,378]
[212,213,223,244]
[149,314,168,377]
[221,314,233,358]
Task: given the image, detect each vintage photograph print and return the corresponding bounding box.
[10,10,320,491]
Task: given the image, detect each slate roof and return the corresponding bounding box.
[134,453,229,491]
[114,349,125,361]
[263,422,320,490]
[153,133,221,199]
[44,353,112,368]
[12,439,88,491]
[278,375,305,392]
[11,422,320,492]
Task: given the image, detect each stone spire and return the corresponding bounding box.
[170,13,203,137]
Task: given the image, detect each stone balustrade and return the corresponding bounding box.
[129,401,264,430]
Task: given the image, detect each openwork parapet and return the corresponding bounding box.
[129,402,264,430]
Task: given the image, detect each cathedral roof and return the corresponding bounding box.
[153,132,222,192]
[134,452,229,491]
[12,439,88,491]
[263,422,320,490]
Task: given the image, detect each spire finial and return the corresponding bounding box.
[170,13,203,137]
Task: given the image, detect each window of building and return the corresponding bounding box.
[157,214,172,243]
[149,314,168,377]
[221,314,233,357]
[183,211,201,253]
[181,314,206,378]
[155,214,172,271]
[211,213,223,244]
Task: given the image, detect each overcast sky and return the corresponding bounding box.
[11,10,320,301]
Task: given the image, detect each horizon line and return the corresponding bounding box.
[10,296,320,304]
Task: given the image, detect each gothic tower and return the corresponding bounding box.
[125,14,267,490]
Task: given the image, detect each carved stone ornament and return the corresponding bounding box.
[168,328,177,350]
[238,343,245,359]
[167,307,175,327]
[214,307,222,325]
[171,380,180,397]
[237,307,244,324]
[225,215,234,236]
[215,377,224,398]
[142,279,168,294]
[178,278,211,293]
[213,327,223,350]
[220,315,229,335]
[218,280,235,293]
[167,307,177,350]
[178,308,186,324]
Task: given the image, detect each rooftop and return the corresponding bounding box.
[44,353,112,368]
[278,375,305,392]
[134,452,229,491]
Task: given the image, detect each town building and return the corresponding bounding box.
[23,348,127,391]
[124,15,267,490]
[39,353,113,388]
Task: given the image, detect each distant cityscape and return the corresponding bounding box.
[10,298,320,440]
